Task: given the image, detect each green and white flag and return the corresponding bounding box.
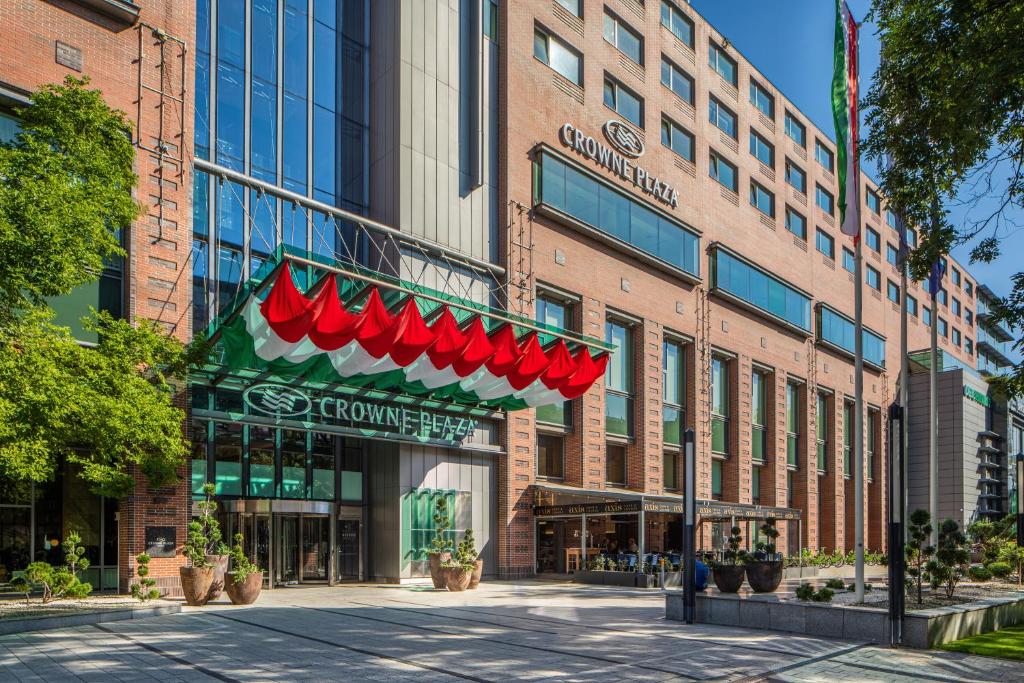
[832,0,861,240]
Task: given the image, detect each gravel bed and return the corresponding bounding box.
[0,595,175,620]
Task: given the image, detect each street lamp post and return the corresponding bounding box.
[683,428,696,624]
[887,403,906,647]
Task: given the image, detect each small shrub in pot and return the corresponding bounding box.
[744,518,783,593]
[710,526,746,593]
[225,533,263,605]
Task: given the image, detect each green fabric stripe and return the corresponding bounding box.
[831,0,850,226]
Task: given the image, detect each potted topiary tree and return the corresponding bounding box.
[443,530,476,592]
[196,484,230,601]
[180,483,221,606]
[427,495,453,589]
[745,518,784,592]
[710,526,746,593]
[462,529,484,589]
[225,533,263,605]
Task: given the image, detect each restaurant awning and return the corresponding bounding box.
[207,249,612,412]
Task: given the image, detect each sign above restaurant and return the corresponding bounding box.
[241,382,481,445]
[963,385,992,408]
[533,498,801,520]
[559,121,680,208]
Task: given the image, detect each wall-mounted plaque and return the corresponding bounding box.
[145,526,176,558]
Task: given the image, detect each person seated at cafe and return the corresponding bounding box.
[607,539,619,554]
[627,537,639,553]
[695,558,709,590]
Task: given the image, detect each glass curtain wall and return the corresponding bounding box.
[193,0,369,334]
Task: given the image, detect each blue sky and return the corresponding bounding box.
[689,0,1021,300]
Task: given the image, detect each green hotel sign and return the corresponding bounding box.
[963,386,991,408]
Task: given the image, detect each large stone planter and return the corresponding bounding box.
[225,571,263,605]
[428,552,451,589]
[745,560,783,593]
[206,554,229,601]
[468,559,484,589]
[444,566,472,592]
[711,564,745,593]
[179,566,215,606]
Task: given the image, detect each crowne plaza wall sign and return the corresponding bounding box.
[559,121,680,208]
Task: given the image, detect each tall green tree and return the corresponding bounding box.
[0,76,137,323]
[0,77,195,497]
[862,0,1024,395]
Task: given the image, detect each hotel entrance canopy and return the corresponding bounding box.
[201,247,612,412]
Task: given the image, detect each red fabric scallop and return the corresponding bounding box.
[260,265,317,342]
[560,348,610,400]
[306,274,362,350]
[484,325,522,378]
[539,340,577,390]
[450,317,496,377]
[354,288,397,358]
[389,299,438,367]
[505,333,552,391]
[424,308,468,369]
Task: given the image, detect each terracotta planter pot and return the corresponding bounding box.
[444,566,472,592]
[180,566,215,606]
[745,560,783,593]
[206,554,229,601]
[711,564,745,593]
[468,559,484,589]
[225,571,264,605]
[428,552,451,589]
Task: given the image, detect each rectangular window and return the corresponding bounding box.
[817,305,887,368]
[607,444,626,486]
[965,309,973,326]
[785,207,807,240]
[712,459,723,500]
[908,294,918,317]
[952,298,961,317]
[842,247,855,273]
[938,317,948,338]
[604,75,644,127]
[965,281,973,297]
[866,265,881,290]
[711,356,729,455]
[867,190,880,214]
[867,409,878,481]
[535,294,573,427]
[953,268,961,286]
[709,151,738,192]
[750,181,775,217]
[923,307,931,326]
[606,319,634,437]
[708,41,737,85]
[816,185,834,214]
[603,10,643,65]
[247,425,275,498]
[537,151,701,276]
[816,392,828,472]
[843,402,853,476]
[785,111,806,146]
[664,451,679,490]
[534,27,582,85]
[311,433,335,500]
[663,339,685,447]
[661,116,695,161]
[952,328,961,347]
[886,243,899,266]
[752,463,761,504]
[785,160,806,193]
[887,280,900,303]
[711,248,812,331]
[661,0,694,47]
[483,0,498,40]
[556,0,582,17]
[938,288,947,305]
[537,433,565,479]
[751,369,768,463]
[786,382,800,468]
[965,338,974,355]
[906,228,918,247]
[866,227,880,252]
[709,97,737,138]
[750,79,774,118]
[816,228,835,259]
[886,209,899,229]
[815,140,835,172]
[750,130,774,166]
[661,56,694,104]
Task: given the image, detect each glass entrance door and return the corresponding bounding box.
[336,520,360,581]
[276,515,299,585]
[300,516,329,582]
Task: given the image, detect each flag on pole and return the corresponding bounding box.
[928,258,946,301]
[832,0,860,240]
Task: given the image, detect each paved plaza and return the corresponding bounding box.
[1,581,1022,682]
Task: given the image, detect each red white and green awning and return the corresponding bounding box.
[216,261,610,411]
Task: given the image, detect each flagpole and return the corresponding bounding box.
[929,200,941,544]
[852,16,866,604]
[899,234,909,528]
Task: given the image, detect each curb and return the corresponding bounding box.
[0,604,182,636]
